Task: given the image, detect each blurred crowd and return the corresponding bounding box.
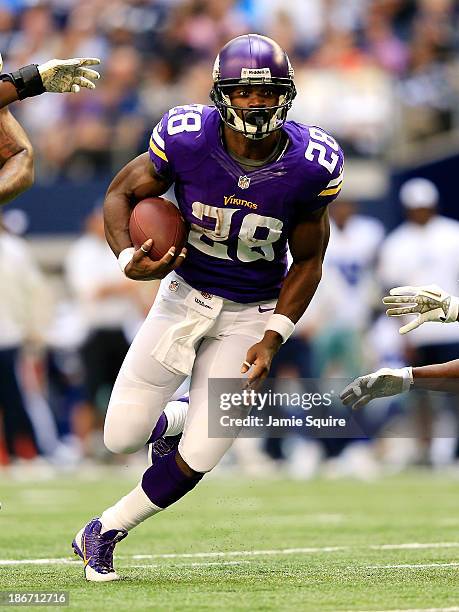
[0,0,458,179]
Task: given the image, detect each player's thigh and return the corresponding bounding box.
[179,333,256,472]
[104,311,186,454]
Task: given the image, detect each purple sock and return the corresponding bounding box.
[147,412,168,444]
[141,452,203,508]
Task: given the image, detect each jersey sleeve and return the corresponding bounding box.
[313,150,344,207]
[302,126,345,210]
[148,112,175,179]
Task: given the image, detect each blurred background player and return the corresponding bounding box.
[378,178,459,368]
[64,206,152,456]
[272,198,385,479]
[0,213,50,466]
[377,178,459,463]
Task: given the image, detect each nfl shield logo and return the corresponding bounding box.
[238,175,251,190]
[169,280,179,292]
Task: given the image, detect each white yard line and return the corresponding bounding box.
[351,608,459,612]
[371,543,459,550]
[0,558,79,565]
[2,541,459,566]
[130,546,347,560]
[366,562,459,569]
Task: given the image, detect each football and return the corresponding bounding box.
[129,197,188,261]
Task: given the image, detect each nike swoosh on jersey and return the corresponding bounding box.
[258,306,275,313]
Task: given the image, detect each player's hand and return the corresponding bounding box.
[124,239,187,281]
[241,332,282,388]
[340,367,413,410]
[383,284,459,334]
[37,57,100,93]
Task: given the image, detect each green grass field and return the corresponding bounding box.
[1,469,459,611]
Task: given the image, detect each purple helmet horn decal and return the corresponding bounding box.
[210,34,296,140]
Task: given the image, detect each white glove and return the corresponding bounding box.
[37,57,100,93]
[340,367,413,410]
[382,284,459,334]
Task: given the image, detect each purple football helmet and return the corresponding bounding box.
[210,34,296,140]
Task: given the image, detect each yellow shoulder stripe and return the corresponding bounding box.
[319,183,342,197]
[149,137,168,162]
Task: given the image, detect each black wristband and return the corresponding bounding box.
[0,64,45,100]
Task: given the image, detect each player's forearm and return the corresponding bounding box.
[104,153,171,257]
[275,206,329,325]
[274,258,323,324]
[104,191,134,257]
[411,359,459,392]
[0,81,19,109]
[0,148,33,204]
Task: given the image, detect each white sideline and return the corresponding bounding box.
[2,541,459,566]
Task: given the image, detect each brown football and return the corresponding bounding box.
[129,197,187,261]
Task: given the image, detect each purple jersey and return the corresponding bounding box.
[148,105,344,303]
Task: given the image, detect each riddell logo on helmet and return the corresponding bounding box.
[241,68,272,79]
[224,195,258,210]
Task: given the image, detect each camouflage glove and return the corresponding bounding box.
[382,284,459,334]
[340,367,413,410]
[38,57,100,93]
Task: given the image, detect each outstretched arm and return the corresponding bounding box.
[0,56,100,110]
[0,108,33,204]
[340,359,459,409]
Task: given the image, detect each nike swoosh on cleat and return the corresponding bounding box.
[82,534,92,568]
[258,306,275,313]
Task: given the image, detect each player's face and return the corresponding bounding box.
[227,85,280,110]
[406,207,436,225]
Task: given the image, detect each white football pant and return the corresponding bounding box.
[104,272,275,472]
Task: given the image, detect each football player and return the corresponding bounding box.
[72,34,344,581]
[0,54,100,205]
[341,284,459,408]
